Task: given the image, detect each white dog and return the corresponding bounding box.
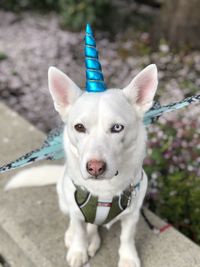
[6,64,158,267]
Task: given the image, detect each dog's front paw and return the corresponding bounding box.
[67,249,88,267]
[118,257,141,267]
[64,228,73,249]
[88,233,101,257]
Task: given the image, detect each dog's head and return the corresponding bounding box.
[48,65,158,182]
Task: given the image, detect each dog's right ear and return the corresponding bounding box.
[48,67,82,121]
[123,64,158,116]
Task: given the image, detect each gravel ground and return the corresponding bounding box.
[0,11,200,133]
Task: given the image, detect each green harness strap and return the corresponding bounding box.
[74,174,143,225]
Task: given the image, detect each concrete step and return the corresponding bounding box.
[0,102,200,267]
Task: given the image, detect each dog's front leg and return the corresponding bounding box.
[118,211,140,267]
[66,217,89,267]
[87,224,101,257]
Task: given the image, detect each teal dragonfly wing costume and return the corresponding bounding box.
[0,24,200,174]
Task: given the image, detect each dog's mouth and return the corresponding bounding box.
[88,170,119,180]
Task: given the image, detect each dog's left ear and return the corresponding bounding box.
[48,67,82,121]
[123,64,158,115]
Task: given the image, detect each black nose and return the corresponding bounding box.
[86,159,107,177]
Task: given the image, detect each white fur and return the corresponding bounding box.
[6,64,158,267]
[5,165,64,190]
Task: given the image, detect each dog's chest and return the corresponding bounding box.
[74,180,141,225]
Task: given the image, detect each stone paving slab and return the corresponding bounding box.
[0,225,35,267]
[0,102,200,267]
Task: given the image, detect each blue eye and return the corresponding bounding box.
[110,124,124,133]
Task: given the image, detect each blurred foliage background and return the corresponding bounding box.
[0,0,59,12]
[0,0,111,30]
[1,0,200,49]
[0,0,200,244]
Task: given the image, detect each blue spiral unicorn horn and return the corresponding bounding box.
[85,23,107,92]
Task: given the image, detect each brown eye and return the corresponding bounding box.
[111,124,124,133]
[74,123,86,133]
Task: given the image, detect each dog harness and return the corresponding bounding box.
[74,171,143,225]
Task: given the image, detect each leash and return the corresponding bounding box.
[143,94,200,125]
[141,208,172,234]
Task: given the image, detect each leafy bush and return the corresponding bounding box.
[145,116,200,244]
[0,52,8,61]
[59,0,111,31]
[0,0,58,12]
[0,0,111,30]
